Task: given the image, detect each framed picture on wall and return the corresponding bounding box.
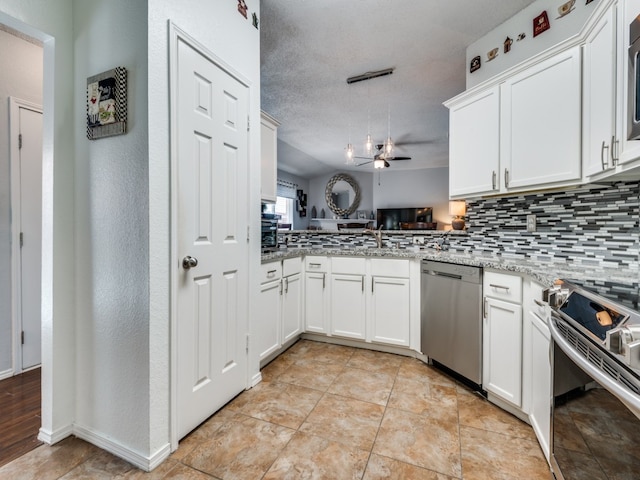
[356,210,367,219]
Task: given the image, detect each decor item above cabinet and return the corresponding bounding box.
[260,111,279,203]
[446,47,582,198]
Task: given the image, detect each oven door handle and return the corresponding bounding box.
[549,314,640,416]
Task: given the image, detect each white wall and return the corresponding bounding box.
[72,0,151,459]
[0,28,43,375]
[148,0,261,455]
[309,170,374,221]
[466,0,598,88]
[373,167,450,228]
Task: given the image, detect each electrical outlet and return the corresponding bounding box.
[413,236,425,245]
[526,214,537,232]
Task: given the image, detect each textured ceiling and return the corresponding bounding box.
[260,0,536,178]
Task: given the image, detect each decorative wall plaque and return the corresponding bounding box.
[86,67,127,140]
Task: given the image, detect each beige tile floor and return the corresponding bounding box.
[0,340,553,479]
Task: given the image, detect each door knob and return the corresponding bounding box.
[182,256,198,269]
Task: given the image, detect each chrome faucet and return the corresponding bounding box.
[364,225,384,248]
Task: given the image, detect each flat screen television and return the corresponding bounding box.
[376,207,435,230]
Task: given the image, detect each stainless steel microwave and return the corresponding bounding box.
[628,15,640,140]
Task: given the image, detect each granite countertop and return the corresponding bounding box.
[261,247,639,291]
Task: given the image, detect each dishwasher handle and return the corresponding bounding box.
[423,270,462,281]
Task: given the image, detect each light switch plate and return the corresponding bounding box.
[526,214,536,232]
[413,236,425,245]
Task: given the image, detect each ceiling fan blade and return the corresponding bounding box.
[389,156,412,161]
[356,160,373,167]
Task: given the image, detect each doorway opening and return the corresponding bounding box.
[0,15,50,467]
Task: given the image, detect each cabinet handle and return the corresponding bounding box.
[284,277,289,294]
[601,140,609,170]
[361,276,365,292]
[267,270,277,279]
[484,298,488,319]
[534,298,546,307]
[611,135,619,166]
[309,263,321,268]
[279,279,283,295]
[492,170,497,190]
[504,168,509,188]
[322,273,326,289]
[372,278,375,294]
[489,283,510,291]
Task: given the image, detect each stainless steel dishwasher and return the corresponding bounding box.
[421,260,483,386]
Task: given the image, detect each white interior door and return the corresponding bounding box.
[175,38,249,439]
[11,100,43,372]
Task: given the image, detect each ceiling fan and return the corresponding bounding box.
[355,143,411,168]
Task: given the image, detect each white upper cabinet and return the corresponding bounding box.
[260,111,279,203]
[583,5,618,179]
[449,86,500,197]
[500,46,582,190]
[447,47,582,198]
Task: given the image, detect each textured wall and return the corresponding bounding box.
[72,0,150,456]
[0,28,42,375]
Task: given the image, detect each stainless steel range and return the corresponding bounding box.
[547,279,640,479]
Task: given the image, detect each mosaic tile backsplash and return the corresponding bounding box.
[282,181,640,272]
[458,181,639,271]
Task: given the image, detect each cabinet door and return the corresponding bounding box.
[529,310,551,463]
[257,279,281,361]
[501,46,582,190]
[370,276,410,346]
[448,85,501,197]
[483,297,523,407]
[583,6,618,178]
[305,272,327,334]
[260,112,278,203]
[282,273,302,343]
[331,273,366,339]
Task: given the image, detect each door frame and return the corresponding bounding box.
[9,97,43,375]
[168,22,252,450]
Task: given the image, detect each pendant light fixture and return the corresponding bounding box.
[363,82,373,156]
[344,67,396,168]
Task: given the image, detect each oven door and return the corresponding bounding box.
[550,315,640,479]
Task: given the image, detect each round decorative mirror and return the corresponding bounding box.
[325,173,361,217]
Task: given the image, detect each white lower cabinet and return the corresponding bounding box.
[369,258,411,346]
[330,273,366,339]
[304,256,328,334]
[257,258,302,364]
[483,271,523,408]
[529,309,551,462]
[257,262,282,361]
[282,271,302,342]
[523,280,552,463]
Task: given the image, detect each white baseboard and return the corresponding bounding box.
[0,368,14,381]
[38,424,73,444]
[73,424,171,472]
[250,371,262,387]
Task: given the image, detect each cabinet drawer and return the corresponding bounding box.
[260,261,282,284]
[484,271,522,303]
[305,256,328,272]
[283,257,302,277]
[370,258,410,278]
[331,256,366,274]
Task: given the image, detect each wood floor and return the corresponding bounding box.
[0,368,42,468]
